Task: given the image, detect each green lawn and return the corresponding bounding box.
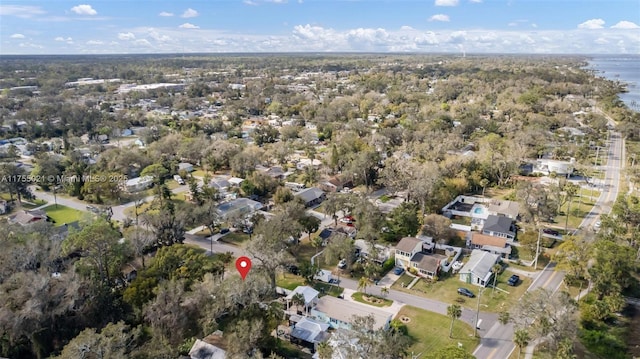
[351,292,392,307]
[550,196,596,230]
[396,306,479,356]
[42,204,85,226]
[313,282,344,297]
[219,231,250,247]
[276,273,306,291]
[393,271,532,313]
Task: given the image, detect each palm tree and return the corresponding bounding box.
[447,304,462,338]
[291,293,306,315]
[513,329,530,359]
[316,341,333,359]
[381,286,389,298]
[358,277,370,295]
[219,251,234,278]
[491,263,502,295]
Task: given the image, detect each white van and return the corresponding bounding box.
[173,175,185,185]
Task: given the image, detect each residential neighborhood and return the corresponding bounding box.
[0,50,638,359]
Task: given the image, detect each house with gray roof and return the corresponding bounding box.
[458,249,500,287]
[289,316,330,353]
[294,187,326,207]
[482,215,516,241]
[9,209,47,226]
[216,198,263,220]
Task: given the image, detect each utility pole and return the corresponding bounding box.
[534,227,541,270]
[474,287,485,337]
[594,146,600,167]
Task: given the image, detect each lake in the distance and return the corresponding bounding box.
[588,55,640,112]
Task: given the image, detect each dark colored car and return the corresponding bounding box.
[458,288,475,298]
[393,267,405,275]
[507,274,520,286]
[286,265,300,275]
[543,228,560,236]
[220,228,230,234]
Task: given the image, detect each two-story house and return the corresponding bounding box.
[395,237,447,280]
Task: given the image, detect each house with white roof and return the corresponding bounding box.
[286,286,320,313]
[458,249,500,287]
[310,296,392,330]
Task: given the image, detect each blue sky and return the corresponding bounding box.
[1,0,639,54]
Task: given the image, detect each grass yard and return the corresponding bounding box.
[219,231,250,247]
[551,196,596,230]
[396,305,479,356]
[393,271,532,313]
[351,292,392,307]
[276,273,306,291]
[191,170,208,178]
[313,282,344,297]
[42,204,85,226]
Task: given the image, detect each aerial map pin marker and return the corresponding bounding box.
[235,256,252,280]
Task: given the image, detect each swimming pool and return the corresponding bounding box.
[474,207,484,214]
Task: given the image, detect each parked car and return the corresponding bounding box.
[507,274,520,286]
[173,174,185,185]
[220,228,230,234]
[543,228,560,236]
[286,265,300,275]
[594,220,601,230]
[457,288,475,298]
[393,267,405,275]
[338,259,347,269]
[339,216,355,224]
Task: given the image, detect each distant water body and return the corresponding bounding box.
[587,55,640,112]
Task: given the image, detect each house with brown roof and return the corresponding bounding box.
[469,232,512,258]
[395,237,446,280]
[9,209,47,226]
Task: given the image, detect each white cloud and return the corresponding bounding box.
[244,0,259,5]
[71,4,97,16]
[508,22,517,27]
[179,23,200,29]
[118,32,136,40]
[266,0,287,3]
[159,11,174,17]
[611,21,640,29]
[400,25,415,31]
[133,39,152,47]
[10,33,25,39]
[469,0,482,2]
[0,5,45,18]
[181,8,198,18]
[429,14,450,22]
[435,0,459,6]
[86,40,104,45]
[578,18,605,29]
[55,36,73,42]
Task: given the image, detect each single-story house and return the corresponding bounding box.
[0,199,7,214]
[311,296,392,330]
[319,176,351,193]
[178,162,194,173]
[125,176,154,192]
[458,249,500,287]
[286,286,320,313]
[354,239,390,265]
[289,316,330,353]
[487,200,520,220]
[468,232,512,258]
[9,209,47,226]
[256,165,286,179]
[535,158,575,177]
[188,338,226,359]
[482,215,516,241]
[228,177,245,187]
[216,198,263,220]
[209,178,230,193]
[295,187,326,207]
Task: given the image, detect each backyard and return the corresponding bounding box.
[395,305,479,356]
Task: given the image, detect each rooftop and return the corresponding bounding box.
[313,296,391,330]
[290,317,330,344]
[459,249,500,278]
[483,215,515,235]
[410,252,446,272]
[395,237,423,253]
[471,232,508,248]
[286,286,320,305]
